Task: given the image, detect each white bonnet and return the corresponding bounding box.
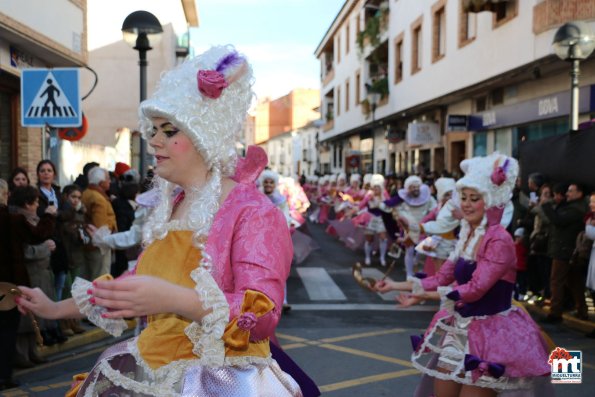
[363,173,373,185]
[350,173,361,183]
[260,169,279,185]
[434,177,456,201]
[404,175,422,189]
[337,173,347,183]
[370,174,385,188]
[456,152,519,208]
[139,45,254,177]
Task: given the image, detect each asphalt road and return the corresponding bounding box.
[5,222,595,396]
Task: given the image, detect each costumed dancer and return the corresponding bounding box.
[346,174,365,202]
[338,173,365,218]
[306,176,320,223]
[375,152,552,397]
[331,173,350,220]
[362,173,373,191]
[417,178,457,276]
[261,170,295,314]
[360,174,390,266]
[394,176,437,277]
[280,177,310,229]
[316,176,332,224]
[336,173,348,194]
[15,45,311,397]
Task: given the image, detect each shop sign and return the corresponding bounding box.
[10,46,34,68]
[447,115,468,131]
[407,122,441,146]
[468,85,595,131]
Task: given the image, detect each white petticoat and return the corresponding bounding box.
[365,215,386,235]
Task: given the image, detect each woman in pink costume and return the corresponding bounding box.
[360,174,391,266]
[316,176,332,224]
[15,46,305,397]
[418,177,457,276]
[375,152,551,397]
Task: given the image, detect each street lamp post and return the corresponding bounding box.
[365,83,381,122]
[552,21,595,132]
[122,10,163,177]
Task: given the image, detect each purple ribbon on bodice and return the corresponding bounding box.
[448,257,514,317]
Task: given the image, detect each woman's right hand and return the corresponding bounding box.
[86,224,97,237]
[45,205,57,216]
[44,239,56,252]
[372,279,396,293]
[15,286,60,319]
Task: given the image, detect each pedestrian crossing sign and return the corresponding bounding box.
[21,68,81,127]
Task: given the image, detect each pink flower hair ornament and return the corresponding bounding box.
[197,51,248,99]
[490,157,510,186]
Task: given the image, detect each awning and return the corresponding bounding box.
[462,0,509,13]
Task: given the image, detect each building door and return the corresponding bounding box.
[433,147,445,173]
[450,141,466,174]
[0,75,19,180]
[389,152,396,174]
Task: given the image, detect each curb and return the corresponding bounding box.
[38,319,136,358]
[522,302,595,334]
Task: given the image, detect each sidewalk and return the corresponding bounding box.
[522,298,595,334]
[36,319,136,359]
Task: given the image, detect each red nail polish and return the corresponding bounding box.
[87,289,93,295]
[101,313,107,318]
[89,297,96,304]
[92,281,98,287]
[14,297,20,303]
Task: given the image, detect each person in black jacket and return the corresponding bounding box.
[541,183,589,323]
[110,178,140,277]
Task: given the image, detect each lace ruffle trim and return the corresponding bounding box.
[184,246,229,367]
[71,277,127,337]
[407,276,425,297]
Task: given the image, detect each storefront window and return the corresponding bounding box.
[512,117,568,158]
[473,132,487,156]
[494,128,511,155]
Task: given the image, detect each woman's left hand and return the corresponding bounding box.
[90,275,180,318]
[395,293,424,308]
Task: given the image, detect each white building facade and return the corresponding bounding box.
[266,132,294,178]
[0,0,87,182]
[315,0,595,176]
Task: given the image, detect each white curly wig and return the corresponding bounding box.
[456,151,518,209]
[370,174,385,188]
[139,45,254,250]
[139,45,253,175]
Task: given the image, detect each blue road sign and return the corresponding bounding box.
[21,68,81,127]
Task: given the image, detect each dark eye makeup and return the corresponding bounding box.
[151,123,180,138]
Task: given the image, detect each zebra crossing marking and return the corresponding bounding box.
[296,267,347,301]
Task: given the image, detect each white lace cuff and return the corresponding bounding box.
[91,226,111,255]
[407,276,425,297]
[71,277,128,337]
[437,286,455,314]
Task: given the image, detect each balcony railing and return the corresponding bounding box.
[323,119,334,132]
[322,69,335,87]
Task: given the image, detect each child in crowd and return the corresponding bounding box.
[57,184,89,335]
